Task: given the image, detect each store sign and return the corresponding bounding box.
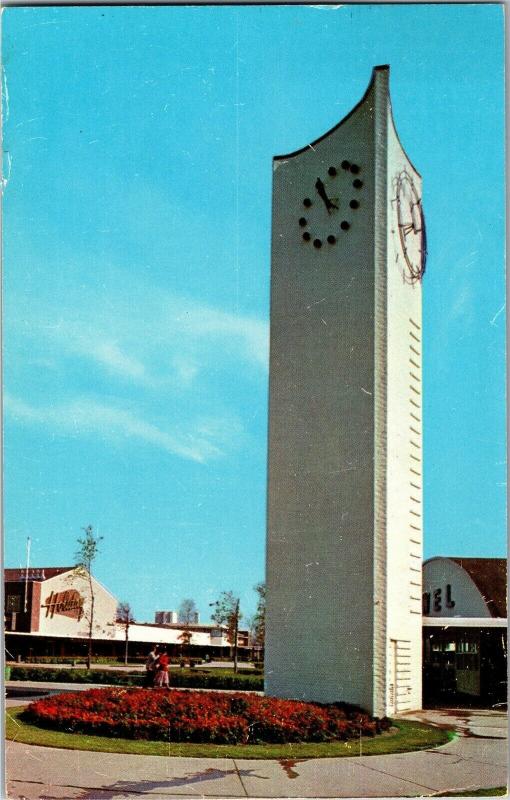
[42,590,84,621]
[423,584,456,615]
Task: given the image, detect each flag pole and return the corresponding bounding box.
[23,536,31,613]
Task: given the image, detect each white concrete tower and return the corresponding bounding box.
[265,65,425,717]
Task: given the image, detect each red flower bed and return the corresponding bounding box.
[24,688,390,744]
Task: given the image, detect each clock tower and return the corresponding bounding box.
[265,66,425,717]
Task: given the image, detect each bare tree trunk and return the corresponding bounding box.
[87,571,94,670]
[233,601,239,674]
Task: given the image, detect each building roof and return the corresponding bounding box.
[423,616,507,628]
[4,567,74,582]
[134,621,249,635]
[450,558,507,618]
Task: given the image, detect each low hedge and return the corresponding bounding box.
[24,657,81,665]
[20,656,204,666]
[24,687,391,744]
[10,667,144,686]
[169,669,262,690]
[9,665,264,691]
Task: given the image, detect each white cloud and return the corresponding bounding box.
[171,301,268,369]
[87,341,147,381]
[4,394,242,464]
[9,274,269,390]
[171,355,200,388]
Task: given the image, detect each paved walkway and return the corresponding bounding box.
[6,661,254,673]
[5,706,507,799]
[5,681,263,699]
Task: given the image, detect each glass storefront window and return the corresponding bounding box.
[457,641,478,653]
[6,595,21,612]
[431,641,457,653]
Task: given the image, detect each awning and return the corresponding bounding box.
[423,616,507,629]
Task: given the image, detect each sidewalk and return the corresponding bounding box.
[6,660,254,672]
[5,680,263,698]
[5,707,507,798]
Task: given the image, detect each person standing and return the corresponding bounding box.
[144,644,158,688]
[154,646,170,688]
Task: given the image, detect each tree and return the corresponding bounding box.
[178,598,198,626]
[178,598,198,661]
[117,601,135,665]
[252,582,266,654]
[210,591,241,673]
[74,525,103,670]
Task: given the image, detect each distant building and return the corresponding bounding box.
[4,567,246,661]
[154,609,200,625]
[155,611,177,624]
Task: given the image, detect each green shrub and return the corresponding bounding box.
[9,665,264,691]
[168,670,263,691]
[22,656,145,666]
[24,657,80,665]
[10,667,144,686]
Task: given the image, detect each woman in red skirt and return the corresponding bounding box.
[154,646,170,688]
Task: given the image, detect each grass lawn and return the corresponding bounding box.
[6,706,453,759]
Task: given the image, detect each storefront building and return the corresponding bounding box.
[422,557,507,706]
[5,567,248,662]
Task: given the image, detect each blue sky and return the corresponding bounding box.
[3,4,506,623]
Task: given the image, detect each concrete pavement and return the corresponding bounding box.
[6,661,255,673]
[5,681,263,700]
[5,707,507,799]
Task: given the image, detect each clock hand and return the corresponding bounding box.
[315,178,339,214]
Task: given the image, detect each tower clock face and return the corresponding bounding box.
[394,170,426,284]
[297,160,364,249]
